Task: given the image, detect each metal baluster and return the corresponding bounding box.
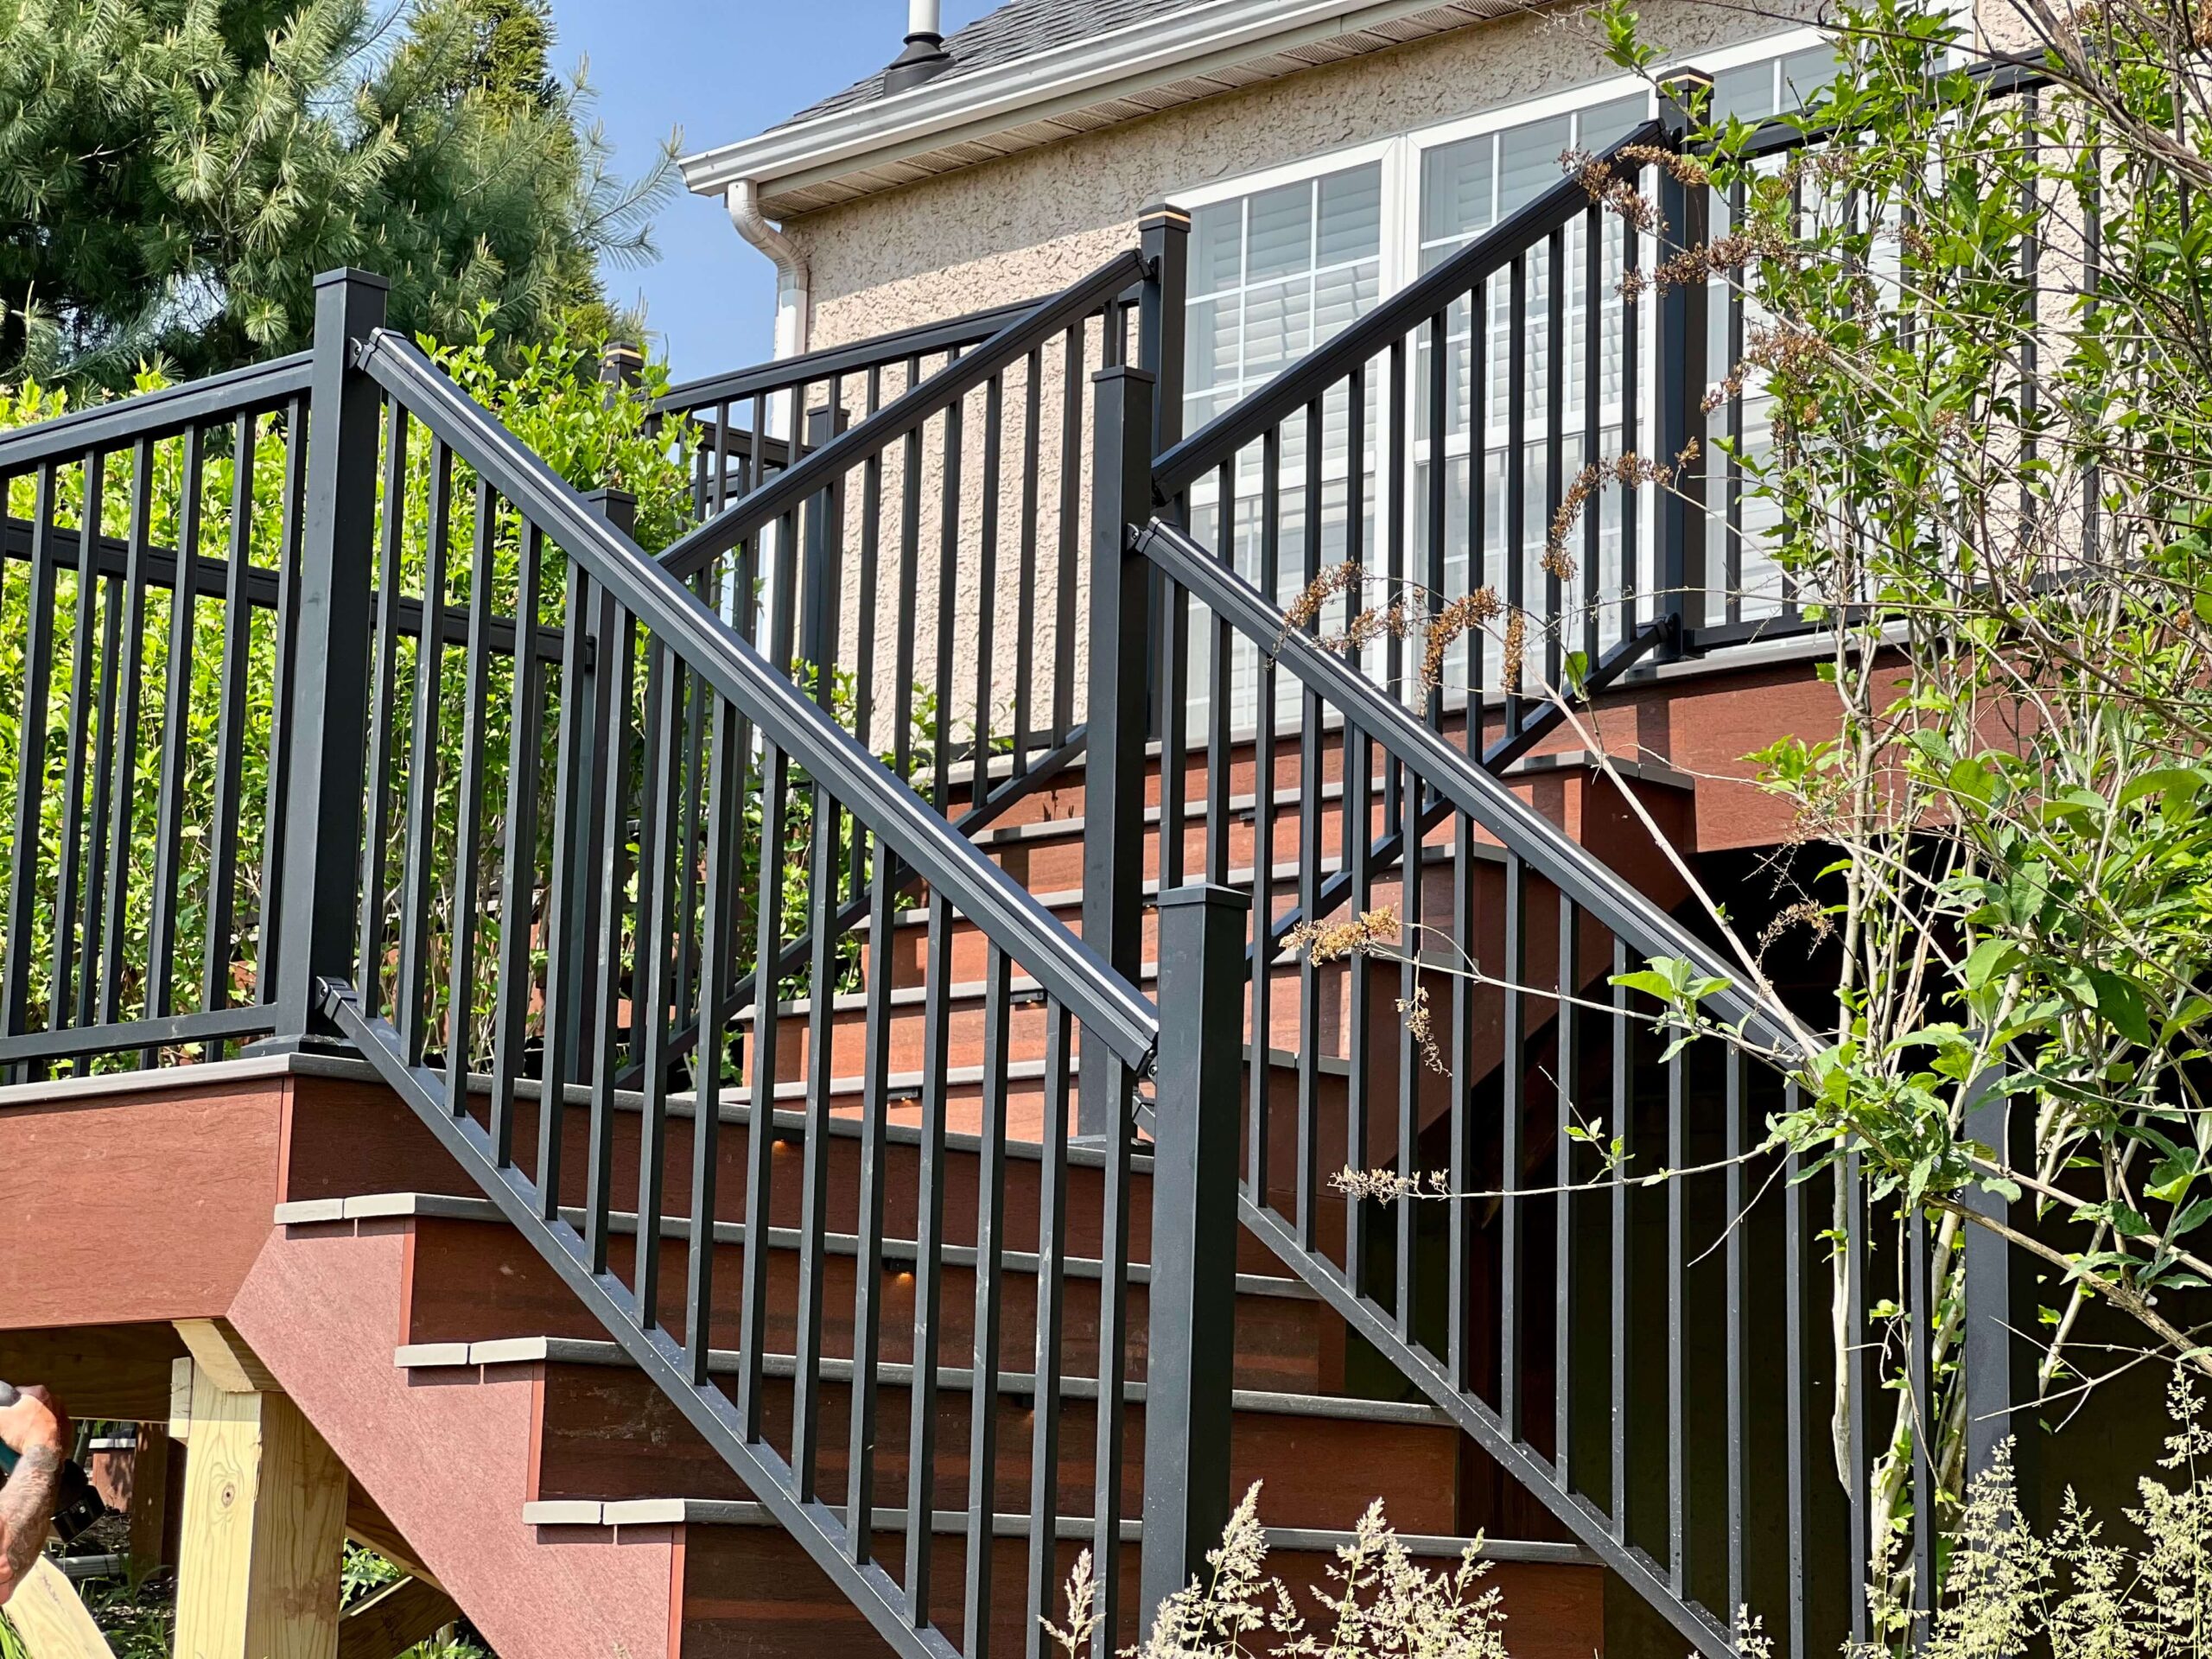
[792,739,844,1496]
[973,373,1003,808]
[255,398,308,993]
[1206,458,1235,891]
[1469,282,1490,728]
[1783,1087,1809,1659]
[1584,206,1605,664]
[51,448,104,1046]
[1344,712,1373,1300]
[1543,226,1566,696]
[489,523,547,1167]
[96,437,155,1028]
[1847,1150,1870,1646]
[3,464,60,1072]
[1023,1004,1073,1659]
[1014,349,1043,772]
[1726,1047,1748,1621]
[396,442,453,1064]
[1500,849,1525,1433]
[849,831,899,1559]
[689,692,747,1382]
[1622,183,1643,628]
[1384,334,1408,805]
[1296,397,1324,1254]
[1666,1039,1688,1596]
[905,893,956,1620]
[1090,1054,1134,1659]
[359,403,409,1021]
[1052,325,1084,741]
[1555,893,1580,1483]
[205,420,256,1017]
[1249,426,1281,1209]
[444,479,499,1109]
[740,733,792,1438]
[145,431,206,1058]
[965,944,1014,1656]
[77,477,123,1053]
[1609,936,1632,1541]
[1425,315,1447,730]
[1725,175,1746,627]
[1506,254,1529,734]
[853,367,885,884]
[632,631,683,1327]
[895,373,925,787]
[584,606,638,1274]
[933,391,965,814]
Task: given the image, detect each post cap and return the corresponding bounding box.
[1156,882,1252,912]
[585,486,638,505]
[1090,364,1159,386]
[1138,201,1192,233]
[313,267,391,292]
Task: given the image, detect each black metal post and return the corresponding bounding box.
[560,487,632,1077]
[1138,202,1191,476]
[270,268,387,1045]
[1656,72,1711,658]
[1963,1070,2039,1515]
[1078,364,1155,1136]
[1140,881,1250,1624]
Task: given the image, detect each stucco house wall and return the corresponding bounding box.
[762,0,1823,758]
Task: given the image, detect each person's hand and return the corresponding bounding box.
[0,1386,67,1462]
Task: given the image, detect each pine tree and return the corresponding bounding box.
[0,0,671,389]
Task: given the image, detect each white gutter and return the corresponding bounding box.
[679,0,1505,200]
[726,178,810,359]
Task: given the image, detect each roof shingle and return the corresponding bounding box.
[782,0,1202,126]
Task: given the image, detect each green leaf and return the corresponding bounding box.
[2088,969,2157,1049]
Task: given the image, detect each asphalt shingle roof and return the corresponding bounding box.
[783,0,1202,126]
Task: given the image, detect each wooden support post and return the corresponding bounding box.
[172,1325,346,1659]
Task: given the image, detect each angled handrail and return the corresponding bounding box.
[0,352,312,471]
[658,247,1148,581]
[653,297,1039,416]
[1152,119,1666,500]
[356,326,1162,1076]
[1135,517,1807,1062]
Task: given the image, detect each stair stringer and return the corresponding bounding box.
[321,984,965,1659]
[226,1211,690,1657]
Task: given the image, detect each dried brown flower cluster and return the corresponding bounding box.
[1615,143,1712,188]
[1397,983,1446,1072]
[1332,1166,1453,1203]
[1284,905,1402,966]
[1547,450,1683,570]
[1758,898,1837,951]
[1502,610,1529,692]
[1567,150,1659,234]
[1280,560,1365,643]
[1421,589,1503,693]
[1321,601,1418,655]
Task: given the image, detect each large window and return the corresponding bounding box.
[1176,31,1835,726]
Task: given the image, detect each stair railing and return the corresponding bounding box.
[0,265,1258,1659]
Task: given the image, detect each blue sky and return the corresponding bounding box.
[556,0,1001,379]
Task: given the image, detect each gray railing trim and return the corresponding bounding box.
[1136,517,1807,1061]
[1151,119,1666,499]
[658,247,1148,580]
[654,297,1039,415]
[0,353,314,472]
[356,326,1162,1075]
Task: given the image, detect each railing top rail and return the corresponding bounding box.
[359,325,1162,1074]
[1151,118,1667,500]
[0,351,314,473]
[654,297,1042,416]
[1137,517,1808,1063]
[658,246,1149,582]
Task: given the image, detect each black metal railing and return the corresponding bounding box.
[0,265,1262,1659]
[0,353,315,1075]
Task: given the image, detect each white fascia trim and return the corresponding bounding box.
[678,0,1500,198]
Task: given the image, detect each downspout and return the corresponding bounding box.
[726,177,810,359]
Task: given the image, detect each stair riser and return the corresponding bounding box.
[666,1527,1603,1659]
[518,1361,1459,1534]
[400,1217,1333,1393]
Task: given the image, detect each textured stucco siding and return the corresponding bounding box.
[788,0,1818,347]
[768,0,1819,755]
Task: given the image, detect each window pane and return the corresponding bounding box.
[1243,277,1312,378]
[1497,113,1573,215]
[1779,44,1838,107]
[1187,296,1238,393]
[1247,181,1313,281]
[1712,60,1777,124]
[1318,166,1382,264]
[1422,133,1493,244]
[1579,92,1649,148]
[1191,201,1243,296]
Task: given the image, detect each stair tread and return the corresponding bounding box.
[518,1498,1598,1564]
[393,1338,1450,1425]
[279,1192,1319,1299]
